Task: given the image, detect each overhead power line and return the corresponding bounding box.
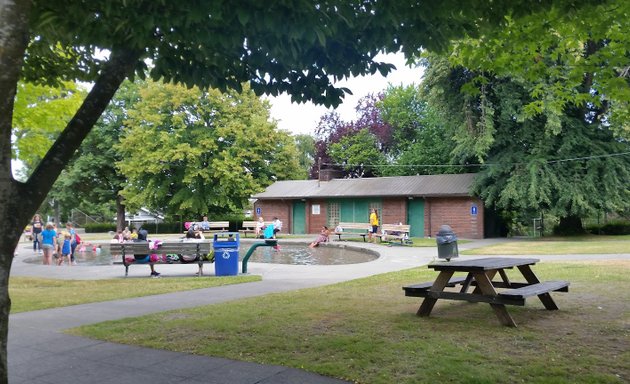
[321,151,630,169]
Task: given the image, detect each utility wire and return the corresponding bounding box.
[321,151,630,169]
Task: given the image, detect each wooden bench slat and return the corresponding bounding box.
[498,281,570,299]
[403,276,468,294]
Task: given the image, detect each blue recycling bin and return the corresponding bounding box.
[213,232,240,276]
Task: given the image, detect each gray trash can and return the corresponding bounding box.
[213,232,240,276]
[436,225,458,261]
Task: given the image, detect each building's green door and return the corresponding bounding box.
[407,199,425,237]
[292,201,306,234]
[339,199,375,222]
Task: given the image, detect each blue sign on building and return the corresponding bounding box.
[256,207,261,215]
[471,205,478,215]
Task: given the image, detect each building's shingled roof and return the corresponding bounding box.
[253,173,476,199]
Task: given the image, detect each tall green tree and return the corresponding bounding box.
[312,94,393,178]
[293,133,316,179]
[52,81,141,229]
[0,1,604,381]
[12,81,86,176]
[379,84,464,175]
[422,0,630,232]
[116,81,301,218]
[328,128,387,177]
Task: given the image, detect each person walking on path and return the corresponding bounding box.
[31,214,43,254]
[368,208,379,243]
[40,222,57,265]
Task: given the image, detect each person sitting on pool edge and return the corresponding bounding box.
[309,226,330,248]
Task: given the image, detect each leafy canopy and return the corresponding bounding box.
[116,81,301,217]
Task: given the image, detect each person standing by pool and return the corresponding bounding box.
[31,214,43,254]
[65,222,78,265]
[272,217,282,238]
[368,208,379,243]
[40,222,57,265]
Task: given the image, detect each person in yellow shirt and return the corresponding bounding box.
[368,208,379,243]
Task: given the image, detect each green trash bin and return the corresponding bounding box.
[213,232,240,276]
[436,225,458,261]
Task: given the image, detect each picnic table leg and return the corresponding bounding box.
[472,269,498,294]
[498,269,511,286]
[473,271,517,327]
[459,273,474,293]
[517,265,559,310]
[417,271,454,317]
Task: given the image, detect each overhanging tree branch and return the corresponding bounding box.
[22,48,142,212]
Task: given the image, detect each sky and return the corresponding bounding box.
[267,52,425,136]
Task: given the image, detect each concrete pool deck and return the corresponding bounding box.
[8,236,629,383]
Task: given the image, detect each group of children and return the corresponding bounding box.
[30,214,81,266]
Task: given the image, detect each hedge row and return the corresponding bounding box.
[585,220,630,235]
[84,218,251,234]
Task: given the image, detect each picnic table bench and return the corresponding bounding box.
[111,241,213,277]
[403,257,570,327]
[334,222,370,241]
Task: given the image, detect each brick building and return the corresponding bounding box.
[252,173,488,239]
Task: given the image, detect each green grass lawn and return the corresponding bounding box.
[464,236,630,255]
[9,275,261,313]
[70,260,630,384]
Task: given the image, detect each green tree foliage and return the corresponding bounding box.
[379,84,464,175]
[312,94,394,178]
[293,134,316,179]
[422,1,630,231]
[116,81,301,218]
[51,81,142,228]
[448,0,630,140]
[12,81,86,175]
[328,128,387,177]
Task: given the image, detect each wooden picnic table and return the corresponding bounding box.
[403,257,570,327]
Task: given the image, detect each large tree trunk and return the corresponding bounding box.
[0,3,141,377]
[555,215,585,236]
[0,1,34,383]
[116,194,126,231]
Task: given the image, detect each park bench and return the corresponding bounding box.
[334,222,371,242]
[111,241,213,277]
[239,221,273,237]
[185,221,230,233]
[375,224,411,244]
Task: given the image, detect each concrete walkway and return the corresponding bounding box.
[8,237,629,383]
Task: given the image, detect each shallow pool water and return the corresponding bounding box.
[244,243,378,265]
[22,242,378,266]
